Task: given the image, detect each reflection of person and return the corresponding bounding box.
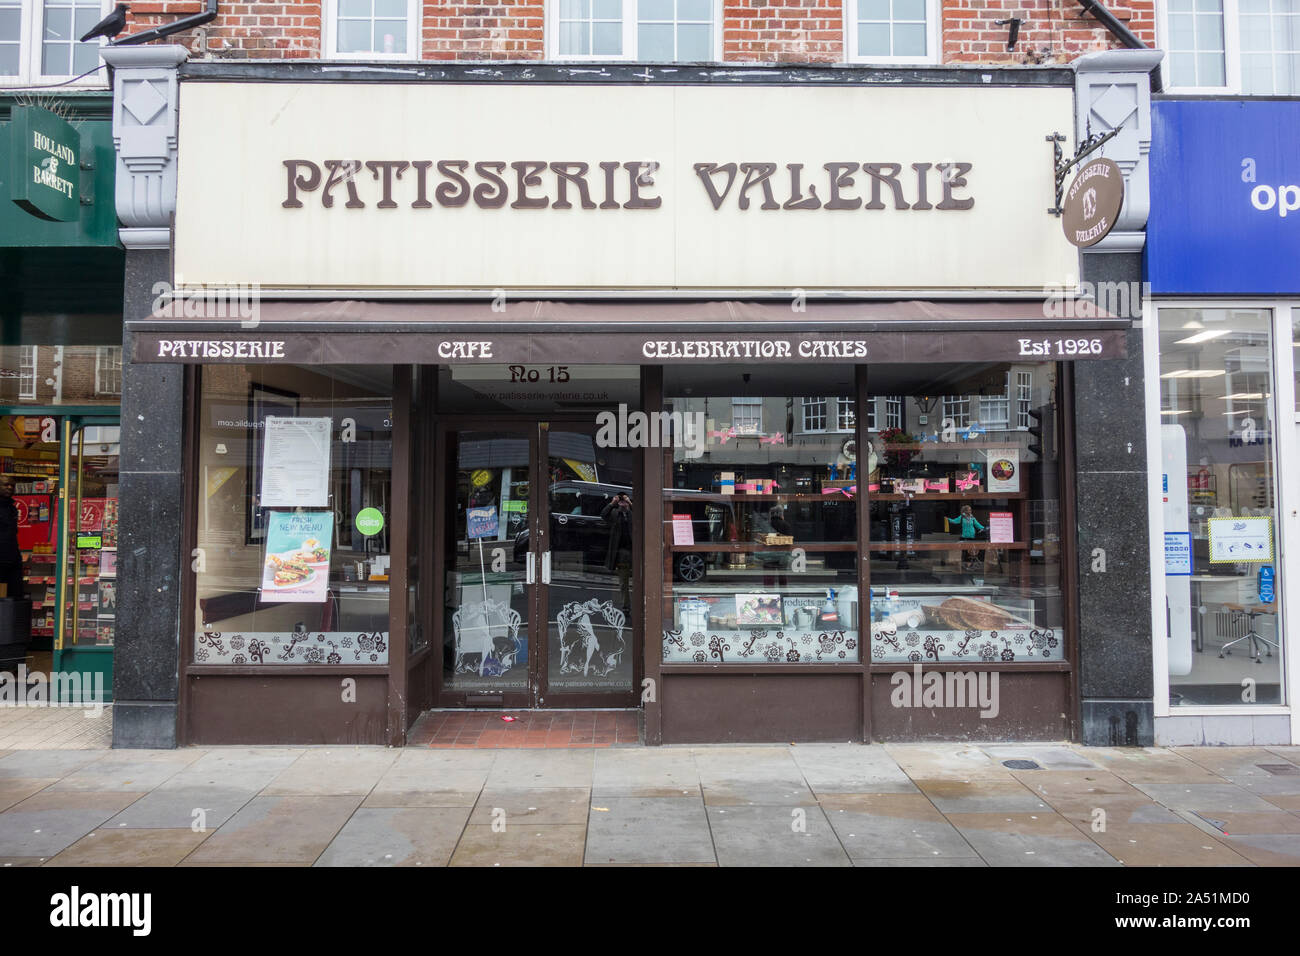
[601,492,633,612]
[763,505,791,588]
[0,477,24,599]
[946,505,985,539]
[769,505,792,537]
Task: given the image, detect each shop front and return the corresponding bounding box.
[1145,98,1300,745]
[1,94,124,702]
[108,51,1157,747]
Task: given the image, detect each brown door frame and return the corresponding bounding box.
[429,413,642,710]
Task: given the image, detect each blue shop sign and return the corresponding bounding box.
[1146,100,1300,295]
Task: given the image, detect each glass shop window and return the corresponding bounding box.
[662,366,861,664]
[866,363,1065,664]
[0,343,126,407]
[1159,307,1284,705]
[191,365,393,666]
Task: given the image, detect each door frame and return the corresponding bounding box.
[430,414,643,710]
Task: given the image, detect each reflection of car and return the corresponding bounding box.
[513,481,731,581]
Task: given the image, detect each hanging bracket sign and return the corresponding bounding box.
[9,106,82,222]
[1061,157,1125,248]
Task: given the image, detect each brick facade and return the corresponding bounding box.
[118,0,1155,63]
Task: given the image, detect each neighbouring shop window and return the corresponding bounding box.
[662,366,861,665]
[848,0,937,63]
[1159,307,1284,705]
[802,397,828,432]
[867,363,1065,664]
[0,0,107,84]
[0,345,124,407]
[327,0,417,58]
[555,0,716,60]
[1164,0,1300,93]
[191,365,393,666]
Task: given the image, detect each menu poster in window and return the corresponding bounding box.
[100,550,116,577]
[672,514,695,546]
[260,510,334,603]
[1164,531,1193,576]
[735,593,782,627]
[986,449,1020,493]
[260,417,332,507]
[466,507,499,540]
[988,511,1015,544]
[1208,516,1274,564]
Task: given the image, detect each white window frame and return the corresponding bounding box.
[884,395,902,430]
[1156,0,1300,94]
[844,0,940,65]
[546,0,722,62]
[731,396,762,436]
[1144,299,1298,742]
[94,345,121,395]
[801,397,828,433]
[0,0,111,88]
[18,346,36,400]
[837,397,856,432]
[1016,370,1034,429]
[942,395,969,428]
[978,372,1011,428]
[323,0,420,61]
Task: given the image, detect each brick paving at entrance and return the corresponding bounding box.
[409,710,641,748]
[2,743,1299,866]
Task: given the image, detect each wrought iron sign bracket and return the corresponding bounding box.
[1047,125,1122,216]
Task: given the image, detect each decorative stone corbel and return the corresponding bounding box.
[100,45,188,251]
[1074,49,1165,253]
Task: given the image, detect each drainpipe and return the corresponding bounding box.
[110,0,218,46]
[1076,0,1148,49]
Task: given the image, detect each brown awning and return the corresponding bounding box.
[128,299,1128,364]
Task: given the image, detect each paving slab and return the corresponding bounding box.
[451,824,586,866]
[102,785,258,831]
[706,804,850,866]
[46,828,211,867]
[469,788,590,825]
[0,790,142,858]
[1083,748,1220,784]
[821,793,979,861]
[0,750,105,779]
[0,778,57,812]
[1084,823,1250,867]
[484,749,595,789]
[855,856,988,867]
[883,743,1010,780]
[315,807,470,866]
[359,749,495,806]
[183,795,363,865]
[1177,808,1300,836]
[947,812,1123,866]
[983,745,1100,771]
[1170,746,1289,778]
[591,748,701,797]
[0,857,45,866]
[1260,792,1300,811]
[789,743,919,794]
[913,777,1051,813]
[1131,782,1285,814]
[158,748,306,791]
[261,748,399,796]
[1217,833,1300,866]
[585,796,715,864]
[47,750,204,792]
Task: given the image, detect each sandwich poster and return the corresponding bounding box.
[261,510,334,603]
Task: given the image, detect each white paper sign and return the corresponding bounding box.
[260,416,332,507]
[988,511,1014,544]
[1208,516,1273,564]
[986,448,1020,493]
[672,514,695,546]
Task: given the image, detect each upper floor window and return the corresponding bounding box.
[1164,0,1300,93]
[0,0,109,86]
[18,346,36,401]
[326,0,418,59]
[802,397,828,432]
[942,395,969,428]
[552,0,718,61]
[95,346,121,396]
[731,396,762,435]
[846,0,938,64]
[978,372,1011,428]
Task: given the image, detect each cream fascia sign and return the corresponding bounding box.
[174,83,1076,291]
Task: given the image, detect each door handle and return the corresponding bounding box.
[542,551,551,585]
[526,551,535,584]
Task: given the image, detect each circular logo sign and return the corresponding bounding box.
[470,469,492,488]
[355,508,385,536]
[1061,157,1124,248]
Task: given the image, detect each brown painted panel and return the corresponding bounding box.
[661,674,863,744]
[187,675,388,745]
[869,671,1069,741]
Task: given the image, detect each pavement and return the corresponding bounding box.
[1,737,1299,866]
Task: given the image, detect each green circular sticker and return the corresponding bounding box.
[355,508,385,536]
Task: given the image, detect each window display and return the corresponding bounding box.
[661,366,861,664]
[192,366,393,665]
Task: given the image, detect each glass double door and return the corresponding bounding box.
[439,420,638,708]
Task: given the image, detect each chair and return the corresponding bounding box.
[1219,602,1278,664]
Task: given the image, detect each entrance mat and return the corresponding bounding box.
[410,710,641,749]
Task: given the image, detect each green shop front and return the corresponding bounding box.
[0,95,124,701]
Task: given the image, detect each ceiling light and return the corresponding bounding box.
[1174,330,1232,345]
[1160,370,1226,379]
[1219,393,1264,400]
[1161,410,1191,416]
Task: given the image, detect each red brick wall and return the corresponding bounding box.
[119,0,1155,63]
